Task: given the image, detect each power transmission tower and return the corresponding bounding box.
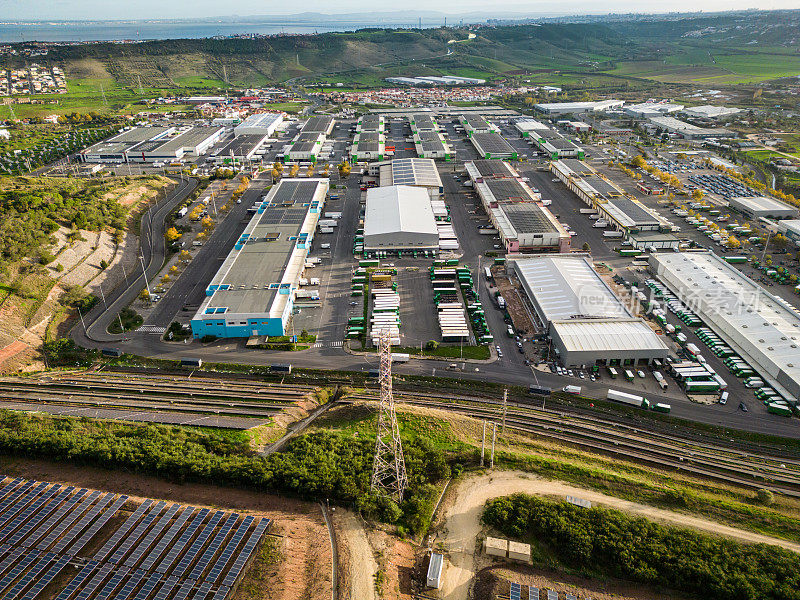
[370,331,408,502]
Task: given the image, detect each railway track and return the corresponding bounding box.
[346,392,800,497]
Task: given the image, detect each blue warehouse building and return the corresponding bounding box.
[191,178,328,339]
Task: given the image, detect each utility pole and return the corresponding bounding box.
[100,83,107,106]
[480,421,486,467]
[370,330,408,501]
[490,422,496,468]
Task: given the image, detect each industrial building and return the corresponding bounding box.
[650,251,800,400]
[284,132,326,163]
[233,113,283,137]
[774,220,800,246]
[212,133,270,164]
[623,102,684,118]
[470,132,518,159]
[682,105,741,119]
[460,115,495,136]
[410,113,438,133]
[727,196,799,220]
[351,130,385,162]
[301,116,335,136]
[517,120,585,159]
[356,114,384,134]
[370,158,444,197]
[533,100,623,115]
[474,172,570,253]
[363,185,439,252]
[465,159,520,182]
[127,127,225,163]
[79,126,174,163]
[414,130,452,160]
[191,179,328,339]
[508,255,669,367]
[647,116,732,140]
[513,116,549,138]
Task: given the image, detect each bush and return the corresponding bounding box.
[483,494,800,600]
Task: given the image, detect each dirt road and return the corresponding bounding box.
[437,471,800,600]
[334,509,377,600]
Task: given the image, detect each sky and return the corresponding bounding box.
[0,0,798,21]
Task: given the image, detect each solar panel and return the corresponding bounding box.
[51,492,116,555]
[73,562,115,600]
[0,478,24,501]
[172,580,196,600]
[171,511,224,578]
[131,573,163,600]
[211,584,229,600]
[547,590,558,600]
[19,554,70,600]
[0,550,43,596]
[0,485,63,543]
[93,499,154,562]
[123,503,181,568]
[23,489,87,548]
[108,500,167,564]
[187,513,240,581]
[2,552,56,600]
[190,581,213,600]
[37,491,102,551]
[220,518,270,588]
[152,576,180,600]
[64,494,128,557]
[566,595,577,600]
[510,582,522,600]
[93,565,130,600]
[112,569,146,600]
[0,482,48,530]
[155,508,209,575]
[138,506,196,573]
[6,486,74,547]
[204,516,253,584]
[528,586,540,600]
[54,562,99,600]
[0,548,26,580]
[0,481,35,516]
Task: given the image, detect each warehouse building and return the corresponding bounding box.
[728,195,799,220]
[623,102,684,118]
[513,116,550,138]
[356,114,384,134]
[533,100,623,115]
[650,251,800,400]
[470,132,518,160]
[351,130,386,162]
[508,255,668,367]
[212,133,270,164]
[371,158,443,197]
[682,105,741,119]
[80,126,174,163]
[301,116,335,136]
[460,115,495,136]
[647,116,732,140]
[410,113,438,133]
[234,112,283,137]
[364,185,439,252]
[127,127,225,163]
[414,130,452,160]
[465,159,520,182]
[191,178,328,339]
[284,132,326,163]
[774,220,800,246]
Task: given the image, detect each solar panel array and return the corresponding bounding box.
[528,585,540,600]
[471,132,516,157]
[510,581,522,600]
[0,477,271,600]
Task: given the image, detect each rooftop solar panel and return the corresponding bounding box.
[5,486,74,547]
[19,554,70,600]
[204,516,253,584]
[123,503,181,568]
[64,494,128,557]
[36,490,102,552]
[138,506,196,573]
[73,562,115,600]
[220,518,270,588]
[187,513,239,581]
[53,561,98,600]
[171,511,225,578]
[606,197,659,225]
[152,576,180,600]
[95,499,155,562]
[93,565,130,600]
[0,549,43,596]
[112,569,146,600]
[155,508,210,575]
[472,133,516,156]
[131,573,163,600]
[51,492,115,555]
[24,489,88,549]
[0,484,61,543]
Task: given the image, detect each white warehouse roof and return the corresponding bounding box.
[683,105,741,119]
[509,255,631,325]
[364,185,438,249]
[551,319,668,354]
[650,251,800,400]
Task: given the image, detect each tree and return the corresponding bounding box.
[691,189,704,201]
[139,289,150,302]
[169,265,179,274]
[630,155,646,169]
[338,161,351,177]
[201,217,214,230]
[165,227,181,241]
[582,242,591,252]
[289,164,300,177]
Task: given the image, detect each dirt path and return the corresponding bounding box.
[437,470,800,600]
[334,509,378,600]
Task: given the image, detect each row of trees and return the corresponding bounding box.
[0,410,452,535]
[483,493,800,600]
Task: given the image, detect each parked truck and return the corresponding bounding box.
[603,231,623,239]
[606,389,646,407]
[563,385,582,395]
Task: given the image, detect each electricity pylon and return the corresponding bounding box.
[370,331,408,501]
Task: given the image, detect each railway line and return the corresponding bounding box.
[346,391,800,497]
